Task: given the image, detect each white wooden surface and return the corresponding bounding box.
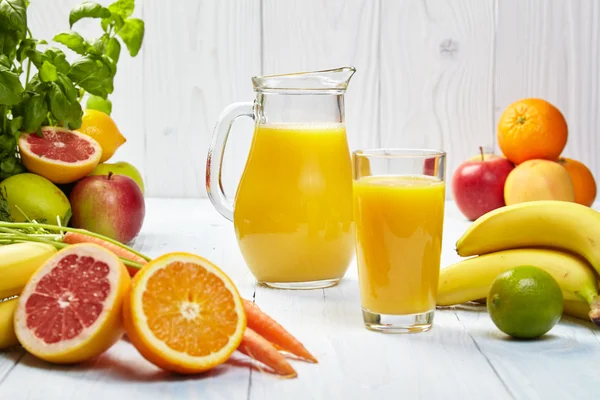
[26,0,600,198]
[1,198,599,399]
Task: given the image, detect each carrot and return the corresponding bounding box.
[62,231,147,276]
[238,328,297,378]
[243,299,317,363]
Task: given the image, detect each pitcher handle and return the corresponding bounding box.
[206,102,255,221]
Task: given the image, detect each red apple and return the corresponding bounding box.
[423,157,436,176]
[452,148,514,221]
[69,173,145,244]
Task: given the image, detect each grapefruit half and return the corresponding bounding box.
[18,127,102,184]
[14,243,130,364]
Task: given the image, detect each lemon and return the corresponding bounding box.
[487,265,563,339]
[77,109,126,163]
[0,173,71,225]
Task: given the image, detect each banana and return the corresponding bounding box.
[456,200,600,276]
[563,299,592,321]
[0,298,19,350]
[0,242,57,299]
[456,298,593,322]
[438,248,598,306]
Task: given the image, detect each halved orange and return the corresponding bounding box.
[18,127,102,184]
[123,252,246,374]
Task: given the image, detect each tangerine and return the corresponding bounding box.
[498,98,568,165]
[559,158,597,206]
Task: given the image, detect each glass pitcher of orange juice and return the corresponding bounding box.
[206,67,356,289]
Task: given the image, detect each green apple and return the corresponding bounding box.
[89,161,145,194]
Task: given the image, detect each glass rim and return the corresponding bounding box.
[353,148,446,159]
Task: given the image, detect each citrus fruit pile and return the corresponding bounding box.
[1,241,314,378]
[498,98,597,207]
[3,109,146,244]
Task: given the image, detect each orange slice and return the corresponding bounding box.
[14,243,131,364]
[123,252,246,374]
[18,127,102,184]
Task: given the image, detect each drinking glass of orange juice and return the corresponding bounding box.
[353,149,446,333]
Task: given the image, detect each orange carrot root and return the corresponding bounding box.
[62,232,147,276]
[238,328,297,378]
[243,299,317,363]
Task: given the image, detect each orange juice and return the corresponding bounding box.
[353,175,445,314]
[233,123,354,284]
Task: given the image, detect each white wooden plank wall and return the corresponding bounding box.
[27,0,600,199]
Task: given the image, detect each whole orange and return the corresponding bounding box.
[497,98,568,165]
[558,158,597,206]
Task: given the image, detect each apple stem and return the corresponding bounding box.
[107,171,113,180]
[479,146,484,162]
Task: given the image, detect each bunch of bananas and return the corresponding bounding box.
[0,243,57,349]
[439,200,600,327]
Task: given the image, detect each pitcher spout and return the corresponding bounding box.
[252,66,356,93]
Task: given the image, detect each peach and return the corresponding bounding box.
[504,159,575,205]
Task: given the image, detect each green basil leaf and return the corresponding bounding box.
[67,55,113,98]
[65,101,83,130]
[9,115,22,135]
[86,94,112,115]
[117,18,143,56]
[0,29,19,57]
[0,155,25,180]
[0,0,27,38]
[101,17,110,32]
[101,54,117,77]
[47,82,70,122]
[0,68,24,105]
[22,93,47,132]
[103,13,124,33]
[89,37,105,55]
[44,47,70,74]
[39,61,57,82]
[0,134,15,158]
[53,31,90,55]
[25,75,44,93]
[0,55,10,69]
[16,37,35,62]
[69,1,110,28]
[55,72,78,103]
[108,0,133,18]
[105,37,120,63]
[25,48,43,68]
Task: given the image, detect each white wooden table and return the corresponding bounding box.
[1,199,598,399]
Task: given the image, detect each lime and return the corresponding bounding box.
[0,173,71,225]
[487,265,563,339]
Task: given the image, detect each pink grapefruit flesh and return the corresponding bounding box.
[24,129,98,162]
[14,243,130,364]
[18,127,102,184]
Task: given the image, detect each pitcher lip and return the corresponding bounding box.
[252,66,356,93]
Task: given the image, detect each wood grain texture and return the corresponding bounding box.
[23,0,600,198]
[495,0,600,183]
[1,200,600,399]
[0,199,256,400]
[380,0,496,198]
[142,0,260,198]
[262,0,381,151]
